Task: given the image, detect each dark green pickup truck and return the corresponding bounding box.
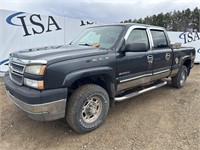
[4,23,195,133]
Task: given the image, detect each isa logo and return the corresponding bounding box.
[179,32,200,44]
[6,12,62,37]
[197,48,200,53]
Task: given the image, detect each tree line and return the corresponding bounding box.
[121,7,199,32]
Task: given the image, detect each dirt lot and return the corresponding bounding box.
[0,65,199,150]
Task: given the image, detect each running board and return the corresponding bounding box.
[115,81,167,101]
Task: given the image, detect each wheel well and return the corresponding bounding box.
[68,74,115,106]
[183,59,191,76]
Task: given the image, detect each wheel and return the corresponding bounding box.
[66,84,110,133]
[172,65,188,88]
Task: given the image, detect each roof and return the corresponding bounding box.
[90,23,165,30]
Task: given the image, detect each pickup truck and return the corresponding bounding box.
[4,23,195,133]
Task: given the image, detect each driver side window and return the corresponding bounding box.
[126,29,150,49]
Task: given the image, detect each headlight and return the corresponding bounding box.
[25,65,46,75]
[24,78,44,90]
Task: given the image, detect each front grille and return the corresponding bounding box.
[9,62,25,85]
[10,62,25,74]
[10,70,23,85]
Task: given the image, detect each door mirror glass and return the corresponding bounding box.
[124,43,149,52]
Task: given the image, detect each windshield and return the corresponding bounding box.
[71,26,124,49]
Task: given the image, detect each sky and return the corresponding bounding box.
[1,0,199,23]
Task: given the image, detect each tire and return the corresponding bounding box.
[66,84,110,133]
[172,65,188,88]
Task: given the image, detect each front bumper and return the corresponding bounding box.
[4,74,67,121]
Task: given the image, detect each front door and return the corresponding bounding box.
[116,28,153,91]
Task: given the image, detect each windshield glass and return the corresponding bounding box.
[71,26,124,49]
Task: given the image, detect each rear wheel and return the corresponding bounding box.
[66,84,109,133]
[172,65,188,88]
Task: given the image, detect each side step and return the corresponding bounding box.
[115,81,167,101]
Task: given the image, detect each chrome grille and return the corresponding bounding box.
[9,62,25,85]
[10,62,25,74]
[10,70,23,85]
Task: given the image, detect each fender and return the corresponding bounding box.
[181,55,192,66]
[171,52,194,77]
[181,55,191,62]
[62,67,115,87]
[181,56,192,76]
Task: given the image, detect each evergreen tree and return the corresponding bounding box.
[120,7,200,32]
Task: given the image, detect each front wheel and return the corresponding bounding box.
[172,65,188,88]
[66,84,110,133]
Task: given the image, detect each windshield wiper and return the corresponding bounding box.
[78,42,92,46]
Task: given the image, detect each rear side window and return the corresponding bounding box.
[150,30,168,49]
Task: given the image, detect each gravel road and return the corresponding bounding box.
[0,65,199,150]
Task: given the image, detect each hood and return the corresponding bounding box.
[12,45,108,64]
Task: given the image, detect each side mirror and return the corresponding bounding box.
[123,43,149,52]
[170,42,181,49]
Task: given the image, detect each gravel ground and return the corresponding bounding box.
[0,65,199,150]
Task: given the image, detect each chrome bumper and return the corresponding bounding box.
[6,90,66,121]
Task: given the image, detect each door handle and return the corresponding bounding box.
[165,53,171,60]
[147,55,153,64]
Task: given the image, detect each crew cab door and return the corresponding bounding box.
[149,29,173,80]
[116,28,153,91]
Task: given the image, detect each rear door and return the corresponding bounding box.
[149,29,173,80]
